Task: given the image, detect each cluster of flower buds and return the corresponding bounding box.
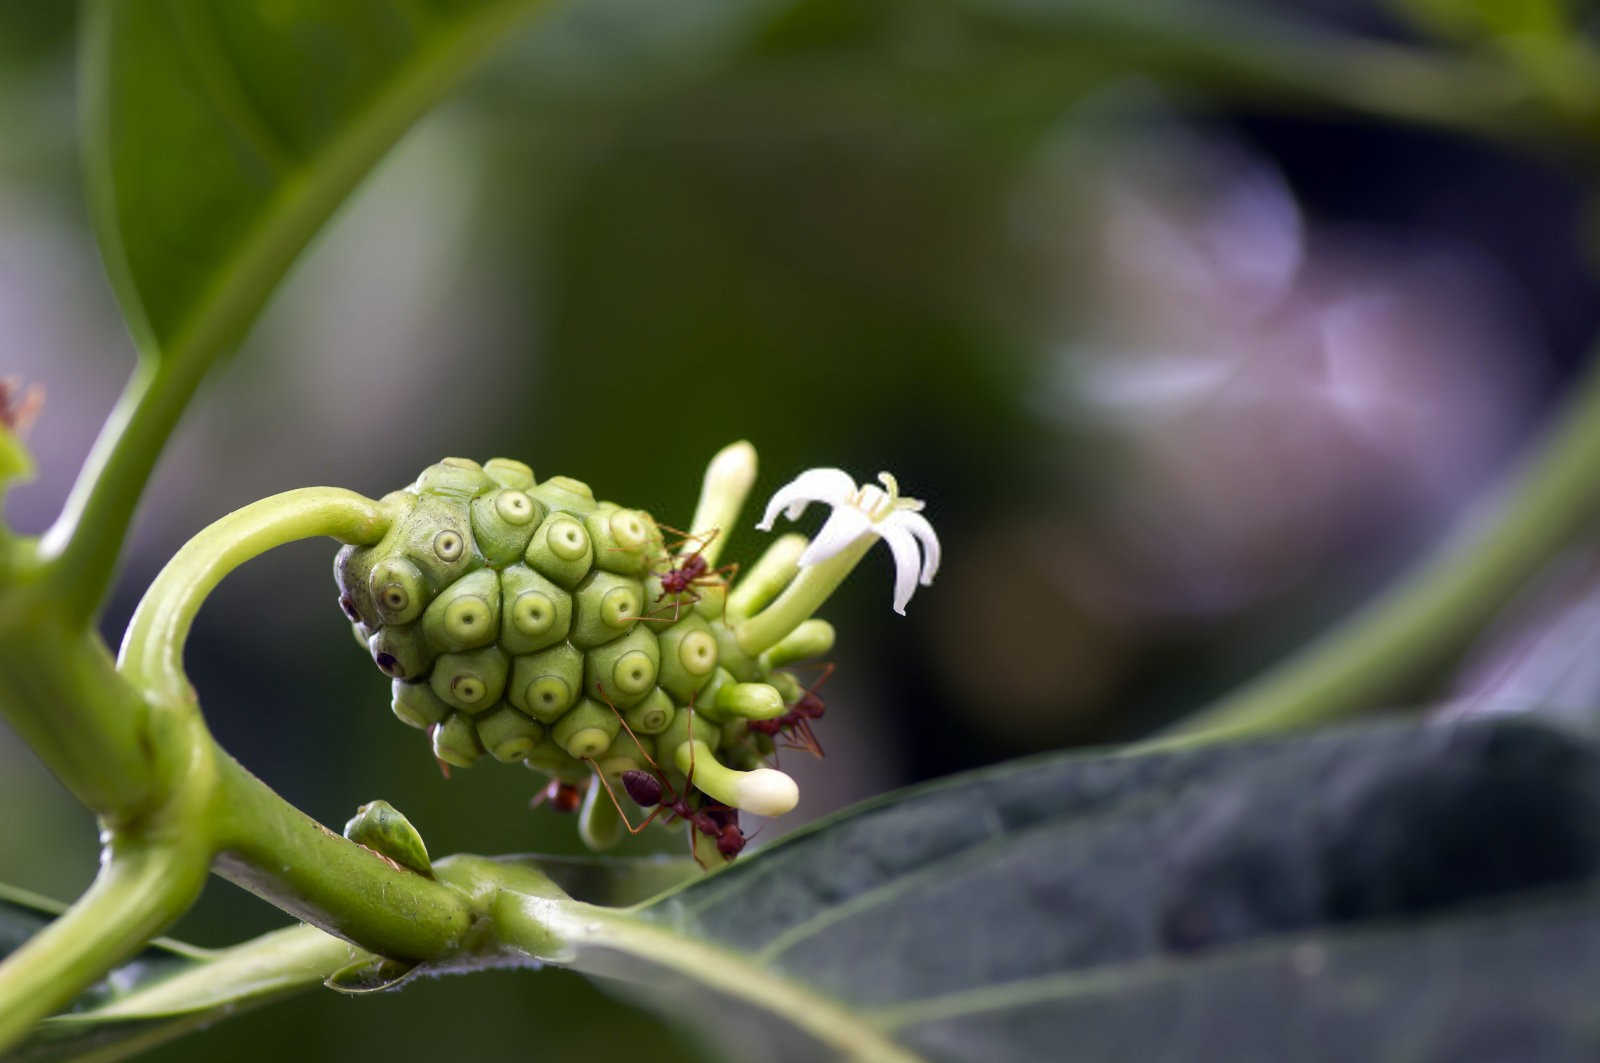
[334,442,937,863]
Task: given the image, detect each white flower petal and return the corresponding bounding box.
[887,509,941,584]
[799,506,874,567]
[880,523,924,615]
[755,467,858,531]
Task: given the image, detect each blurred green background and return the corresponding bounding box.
[3,0,1598,1057]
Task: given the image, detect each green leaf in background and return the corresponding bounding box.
[2,854,700,1063]
[565,713,1600,1060]
[14,717,1600,1060]
[1,883,343,1063]
[84,0,545,367]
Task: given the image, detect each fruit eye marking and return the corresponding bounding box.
[609,509,648,550]
[496,491,535,525]
[434,529,465,562]
[368,558,424,624]
[547,517,589,561]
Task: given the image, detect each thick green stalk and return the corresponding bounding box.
[1163,338,1600,745]
[211,755,479,961]
[0,841,210,1052]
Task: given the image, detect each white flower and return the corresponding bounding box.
[756,468,941,615]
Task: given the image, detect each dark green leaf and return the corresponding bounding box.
[574,715,1600,1060]
[2,886,349,1063]
[84,0,546,365]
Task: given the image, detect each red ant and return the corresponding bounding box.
[0,378,43,435]
[633,525,739,624]
[584,692,748,864]
[748,663,833,759]
[528,777,585,814]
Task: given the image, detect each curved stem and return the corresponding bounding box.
[118,487,389,702]
[0,842,210,1054]
[1160,338,1600,746]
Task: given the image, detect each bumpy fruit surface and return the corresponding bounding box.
[335,457,804,856]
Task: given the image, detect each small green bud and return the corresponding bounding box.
[476,704,546,763]
[484,457,535,490]
[675,739,797,816]
[715,681,785,721]
[326,957,420,995]
[343,799,432,875]
[584,627,661,709]
[508,642,584,722]
[470,488,546,567]
[414,457,491,499]
[656,614,720,702]
[578,776,624,851]
[759,618,836,670]
[421,568,501,653]
[432,712,483,767]
[552,697,622,759]
[569,569,645,649]
[525,513,594,588]
[369,623,434,681]
[624,686,676,735]
[391,678,450,730]
[429,645,510,713]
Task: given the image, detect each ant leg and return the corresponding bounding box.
[585,762,666,835]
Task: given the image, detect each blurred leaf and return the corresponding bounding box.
[83,0,547,367]
[1440,554,1600,736]
[2,885,346,1063]
[15,716,1600,1059]
[1392,0,1571,41]
[502,853,704,906]
[569,714,1600,1060]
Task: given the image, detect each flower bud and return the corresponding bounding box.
[343,799,432,876]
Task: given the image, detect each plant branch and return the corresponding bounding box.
[1161,336,1600,746]
[211,754,480,961]
[117,487,391,702]
[0,841,210,1053]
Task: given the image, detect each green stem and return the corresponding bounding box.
[118,487,390,702]
[734,536,875,656]
[1162,338,1600,746]
[0,842,209,1054]
[211,754,479,961]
